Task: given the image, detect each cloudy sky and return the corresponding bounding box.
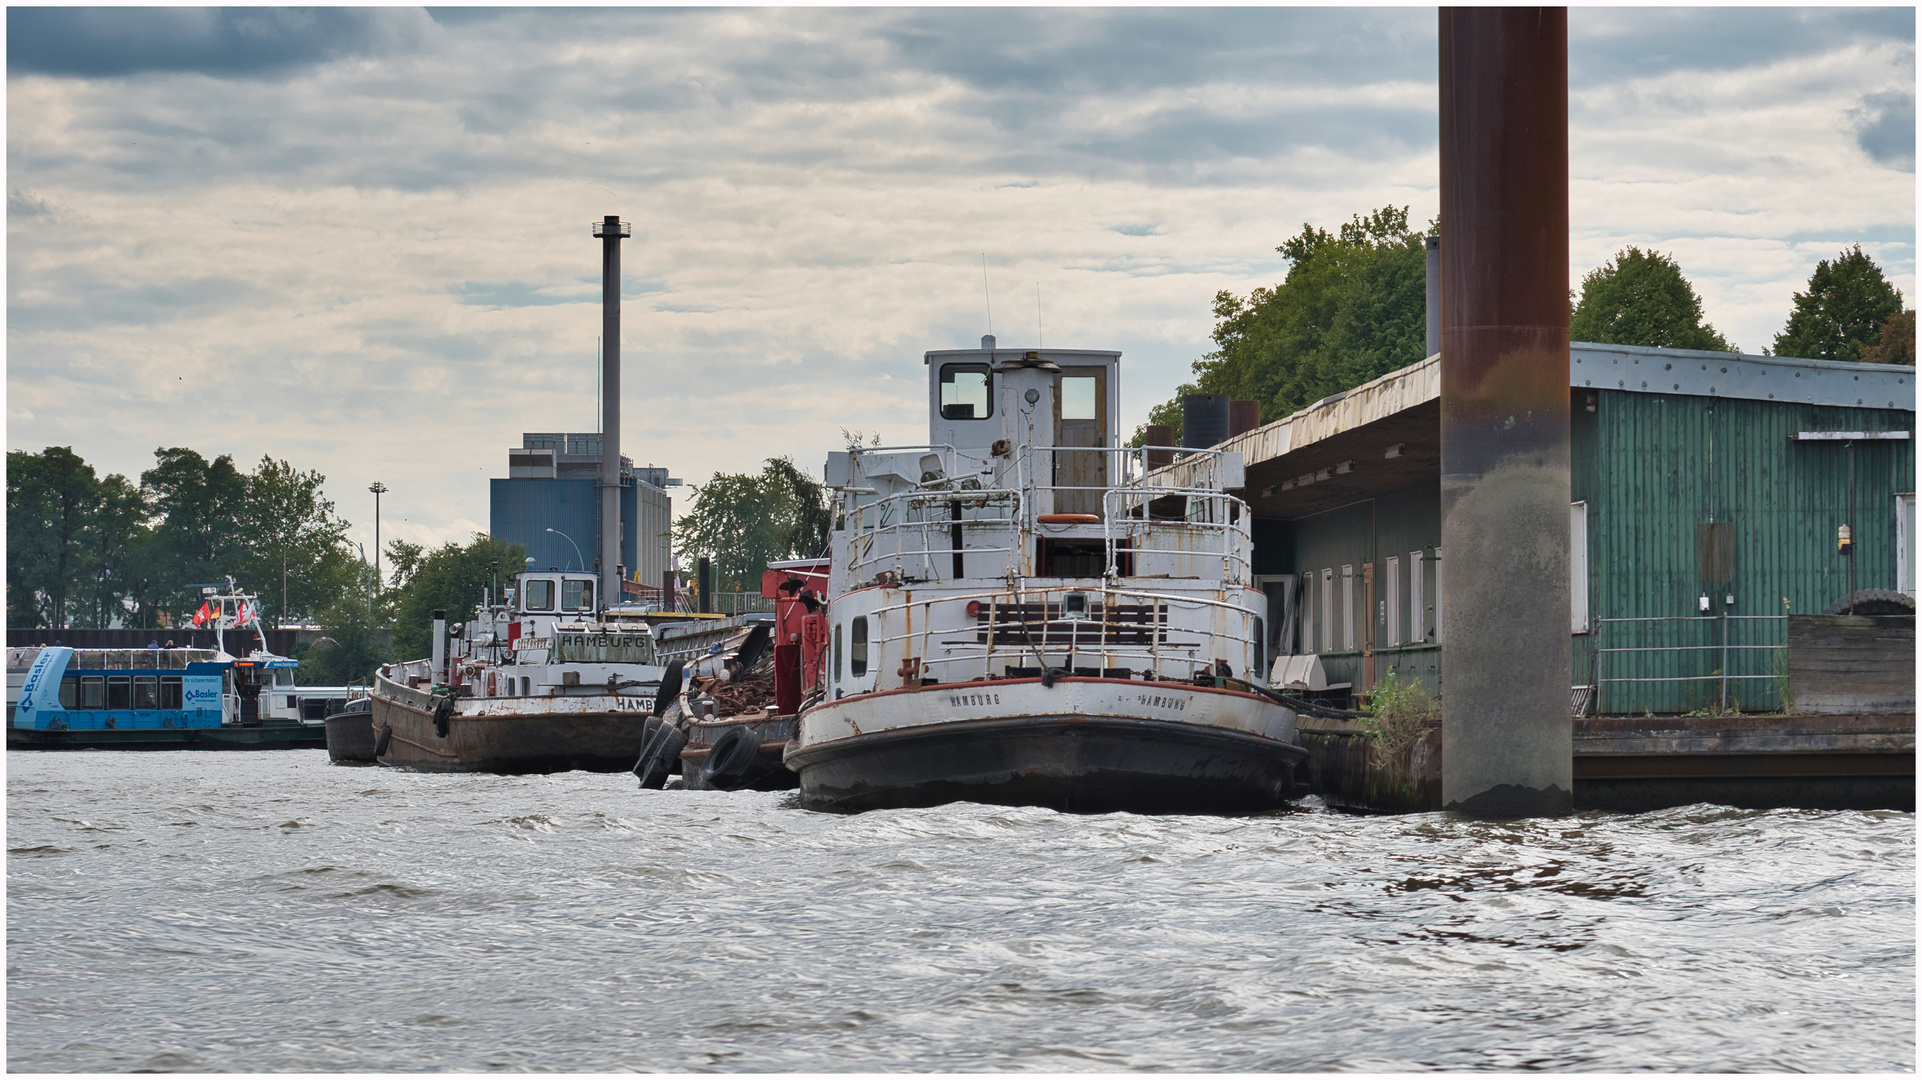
[7,6,1915,555]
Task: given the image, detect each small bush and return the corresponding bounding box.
[1362,672,1440,769]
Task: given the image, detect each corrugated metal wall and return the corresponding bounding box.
[1576,390,1914,714]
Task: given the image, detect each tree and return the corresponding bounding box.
[389,535,526,661]
[1772,245,1905,362]
[1570,247,1734,352]
[1137,206,1429,444]
[1858,308,1916,366]
[140,446,249,613]
[238,455,356,624]
[302,600,389,685]
[673,457,832,593]
[6,447,101,628]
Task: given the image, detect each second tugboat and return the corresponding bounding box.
[369,570,666,772]
[785,336,1307,813]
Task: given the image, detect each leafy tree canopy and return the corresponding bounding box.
[302,599,390,686]
[673,457,831,593]
[1570,247,1734,352]
[1858,307,1916,366]
[1772,245,1905,362]
[1136,206,1429,445]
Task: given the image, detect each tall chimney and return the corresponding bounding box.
[1438,8,1572,817]
[593,215,631,610]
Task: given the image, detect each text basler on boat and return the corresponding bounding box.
[784,337,1308,813]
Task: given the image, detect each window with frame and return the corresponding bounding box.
[59,677,78,709]
[851,617,869,677]
[1320,568,1335,653]
[133,676,158,710]
[563,579,595,613]
[1059,376,1098,420]
[1385,556,1402,647]
[834,623,844,682]
[160,677,183,710]
[1340,566,1356,652]
[524,579,555,612]
[107,676,132,710]
[80,676,105,709]
[940,364,993,420]
[1409,549,1427,642]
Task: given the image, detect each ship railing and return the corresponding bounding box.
[858,585,1263,683]
[842,485,1024,582]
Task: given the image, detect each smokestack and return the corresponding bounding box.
[1438,7,1572,817]
[431,609,448,686]
[593,215,632,613]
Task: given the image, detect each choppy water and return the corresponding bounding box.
[6,750,1914,1073]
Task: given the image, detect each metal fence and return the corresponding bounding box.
[1592,614,1788,715]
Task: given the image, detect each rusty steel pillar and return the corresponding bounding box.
[1438,8,1572,817]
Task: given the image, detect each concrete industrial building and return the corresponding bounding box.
[488,432,676,598]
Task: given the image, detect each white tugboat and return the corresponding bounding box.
[369,570,668,773]
[784,337,1307,813]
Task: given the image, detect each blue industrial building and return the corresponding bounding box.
[488,433,676,594]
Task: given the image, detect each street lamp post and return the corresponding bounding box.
[369,482,388,600]
[546,527,584,571]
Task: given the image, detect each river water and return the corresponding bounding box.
[6,750,1913,1073]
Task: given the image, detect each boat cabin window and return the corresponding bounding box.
[1060,376,1098,421]
[940,364,992,420]
[133,676,158,710]
[834,623,843,682]
[851,617,869,677]
[59,677,77,709]
[80,676,105,709]
[524,579,555,612]
[274,670,294,688]
[107,676,132,710]
[161,677,183,710]
[562,579,594,613]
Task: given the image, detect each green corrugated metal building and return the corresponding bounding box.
[1223,342,1915,716]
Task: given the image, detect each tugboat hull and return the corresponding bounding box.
[787,679,1306,814]
[370,674,648,774]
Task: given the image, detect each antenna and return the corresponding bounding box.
[981,254,993,336]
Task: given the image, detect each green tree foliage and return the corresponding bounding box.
[1570,247,1734,352]
[302,600,389,685]
[6,447,102,627]
[672,457,831,593]
[6,445,364,629]
[389,535,526,661]
[239,456,357,623]
[1858,308,1917,365]
[1137,207,1429,444]
[1772,245,1905,362]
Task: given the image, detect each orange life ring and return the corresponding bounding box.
[1036,513,1101,524]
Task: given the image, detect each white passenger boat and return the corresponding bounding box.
[784,337,1307,813]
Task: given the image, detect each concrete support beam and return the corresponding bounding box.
[1438,7,1573,816]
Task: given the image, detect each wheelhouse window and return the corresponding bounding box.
[940,364,992,420]
[851,617,869,677]
[524,579,555,612]
[563,579,595,613]
[1060,376,1098,421]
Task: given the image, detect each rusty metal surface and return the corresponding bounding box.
[1437,7,1572,817]
[371,688,646,774]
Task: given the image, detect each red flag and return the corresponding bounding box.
[191,601,213,627]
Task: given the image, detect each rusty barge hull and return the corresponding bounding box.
[371,673,648,774]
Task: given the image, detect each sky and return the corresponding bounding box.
[7,6,1916,558]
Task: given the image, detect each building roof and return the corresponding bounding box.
[1216,343,1915,520]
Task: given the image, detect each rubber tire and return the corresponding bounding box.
[701,725,763,791]
[1822,589,1916,616]
[373,724,392,758]
[634,718,688,789]
[654,660,685,717]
